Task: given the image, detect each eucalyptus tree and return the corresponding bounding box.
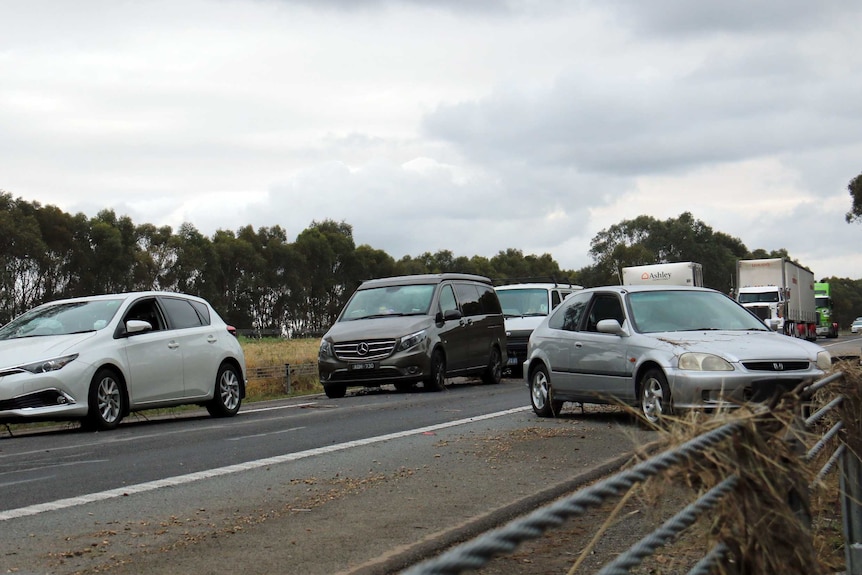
[135,223,176,291]
[294,219,360,334]
[0,194,48,321]
[846,172,862,224]
[588,212,747,293]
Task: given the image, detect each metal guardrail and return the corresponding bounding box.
[402,368,861,574]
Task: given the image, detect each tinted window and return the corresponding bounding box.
[553,290,574,309]
[454,283,482,317]
[161,297,204,329]
[548,291,591,331]
[189,300,211,325]
[124,298,164,331]
[585,294,625,332]
[477,286,502,315]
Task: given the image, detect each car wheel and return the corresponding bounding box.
[530,365,563,417]
[206,363,243,417]
[424,350,446,392]
[324,383,347,399]
[481,346,503,385]
[85,368,125,431]
[639,367,671,426]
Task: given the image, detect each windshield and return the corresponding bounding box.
[496,288,549,316]
[0,299,123,340]
[737,291,779,304]
[341,284,435,320]
[629,290,769,334]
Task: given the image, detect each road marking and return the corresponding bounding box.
[0,407,530,522]
[227,426,306,440]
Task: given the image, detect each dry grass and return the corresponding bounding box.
[240,337,322,400]
[610,364,861,575]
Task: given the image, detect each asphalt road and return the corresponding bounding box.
[0,376,654,575]
[1,334,858,575]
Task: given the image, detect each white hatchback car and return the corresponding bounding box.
[0,292,247,430]
[851,317,862,334]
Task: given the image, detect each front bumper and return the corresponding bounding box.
[318,346,432,387]
[665,366,825,411]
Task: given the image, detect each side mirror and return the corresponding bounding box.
[597,319,626,336]
[124,319,153,336]
[442,309,462,321]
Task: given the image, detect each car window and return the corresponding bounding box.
[189,300,211,325]
[439,284,458,315]
[124,299,164,331]
[629,290,769,333]
[551,290,561,309]
[477,286,502,315]
[0,299,123,339]
[548,291,591,331]
[496,288,549,316]
[585,294,625,332]
[454,283,482,317]
[160,297,204,329]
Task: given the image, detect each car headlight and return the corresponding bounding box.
[319,340,333,358]
[398,329,427,351]
[678,352,733,371]
[816,351,832,371]
[20,354,79,374]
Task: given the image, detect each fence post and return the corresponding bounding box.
[284,364,292,395]
[842,448,862,574]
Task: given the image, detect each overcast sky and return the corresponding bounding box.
[2,0,862,280]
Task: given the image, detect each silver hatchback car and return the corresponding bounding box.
[524,285,831,424]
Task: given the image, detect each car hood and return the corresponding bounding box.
[324,316,433,342]
[649,330,823,361]
[0,332,98,368]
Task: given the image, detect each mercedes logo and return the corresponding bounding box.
[358,342,369,356]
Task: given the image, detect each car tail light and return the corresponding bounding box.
[226,325,238,337]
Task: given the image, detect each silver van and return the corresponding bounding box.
[318,274,507,398]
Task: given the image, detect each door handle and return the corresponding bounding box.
[168,341,180,349]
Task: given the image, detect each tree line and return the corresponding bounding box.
[2,191,862,334]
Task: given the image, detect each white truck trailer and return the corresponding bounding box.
[735,258,817,340]
[621,262,704,287]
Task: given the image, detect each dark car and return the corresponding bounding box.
[318,273,507,398]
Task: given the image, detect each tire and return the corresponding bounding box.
[85,368,126,431]
[530,364,563,417]
[639,367,671,426]
[481,346,503,385]
[324,383,347,399]
[206,363,243,417]
[424,350,446,392]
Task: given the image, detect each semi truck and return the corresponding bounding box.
[621,262,704,287]
[735,258,817,340]
[814,282,839,338]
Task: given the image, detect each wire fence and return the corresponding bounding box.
[402,365,862,574]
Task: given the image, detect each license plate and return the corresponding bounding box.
[507,357,519,366]
[349,362,376,370]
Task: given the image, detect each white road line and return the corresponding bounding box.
[0,406,530,522]
[227,426,306,440]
